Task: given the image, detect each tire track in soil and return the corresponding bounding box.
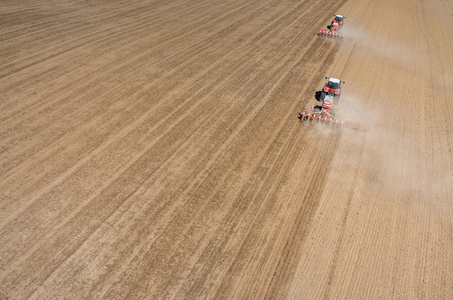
[205,45,344,300]
[101,24,342,300]
[0,0,257,134]
[0,0,308,248]
[0,0,250,119]
[0,0,304,236]
[25,41,300,298]
[0,0,202,74]
[159,50,341,299]
[102,32,338,300]
[99,12,336,300]
[0,0,279,222]
[263,133,341,300]
[0,40,272,298]
[0,0,275,173]
[224,129,342,300]
[2,2,324,296]
[322,140,365,300]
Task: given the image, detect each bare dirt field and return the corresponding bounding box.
[1,0,452,299]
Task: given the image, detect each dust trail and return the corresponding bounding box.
[333,94,378,130]
[313,22,451,199]
[305,92,451,200]
[363,127,452,201]
[342,24,428,72]
[333,25,451,198]
[333,120,427,198]
[340,24,365,43]
[301,94,373,136]
[333,93,451,200]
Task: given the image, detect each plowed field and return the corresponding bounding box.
[1,0,452,299]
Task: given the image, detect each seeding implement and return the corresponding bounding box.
[318,29,344,39]
[300,106,338,123]
[299,106,367,131]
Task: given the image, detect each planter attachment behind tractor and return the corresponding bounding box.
[299,105,367,131]
[318,29,344,39]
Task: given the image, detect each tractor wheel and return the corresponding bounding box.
[320,92,326,101]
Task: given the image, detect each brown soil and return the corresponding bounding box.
[1,0,452,299]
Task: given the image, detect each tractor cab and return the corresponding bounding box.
[333,15,345,25]
[327,78,341,90]
[323,77,344,96]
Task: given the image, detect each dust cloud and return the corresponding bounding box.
[333,93,451,201]
[342,24,427,72]
[334,25,451,199]
[333,94,378,129]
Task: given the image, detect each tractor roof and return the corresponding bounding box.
[329,78,341,83]
[336,15,343,18]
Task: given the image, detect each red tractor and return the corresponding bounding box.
[322,77,345,102]
[331,15,345,29]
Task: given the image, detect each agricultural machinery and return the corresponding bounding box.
[318,15,345,39]
[299,92,337,123]
[299,106,336,123]
[318,29,344,39]
[332,15,345,28]
[298,74,365,131]
[322,77,344,98]
[320,92,335,109]
[299,105,367,131]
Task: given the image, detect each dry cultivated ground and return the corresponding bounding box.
[1,0,452,299]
